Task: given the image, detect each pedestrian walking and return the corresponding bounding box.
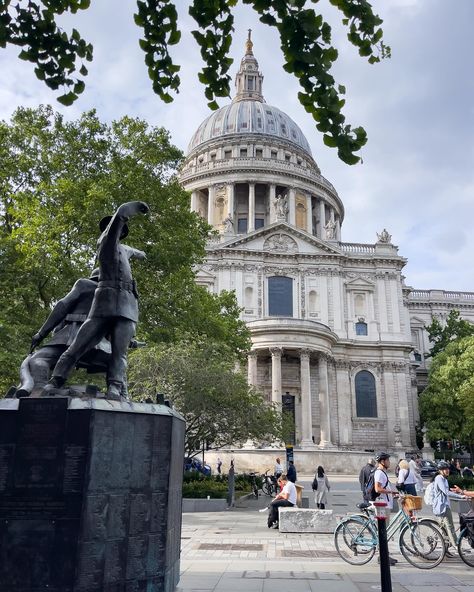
[396,459,417,495]
[274,457,283,480]
[314,466,330,509]
[431,460,466,550]
[287,460,297,483]
[359,457,375,503]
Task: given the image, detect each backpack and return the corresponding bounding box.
[364,468,384,501]
[312,476,318,491]
[424,481,435,506]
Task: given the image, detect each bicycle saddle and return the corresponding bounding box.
[357,502,371,510]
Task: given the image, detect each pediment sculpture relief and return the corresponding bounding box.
[263,233,298,253]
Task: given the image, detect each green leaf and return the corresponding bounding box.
[57,92,78,106]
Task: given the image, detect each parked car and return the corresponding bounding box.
[184,457,212,476]
[420,459,438,478]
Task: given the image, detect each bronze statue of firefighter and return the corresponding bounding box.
[11,201,149,402]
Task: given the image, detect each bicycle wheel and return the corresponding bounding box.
[399,521,445,569]
[458,528,474,568]
[419,518,451,555]
[334,518,376,565]
[262,480,273,496]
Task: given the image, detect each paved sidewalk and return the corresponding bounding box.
[177,478,474,591]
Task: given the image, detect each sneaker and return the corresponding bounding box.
[272,523,279,529]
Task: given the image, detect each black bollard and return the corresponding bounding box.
[373,501,392,592]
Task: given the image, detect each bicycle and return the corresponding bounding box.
[334,495,446,569]
[260,469,278,496]
[248,472,259,499]
[418,515,474,567]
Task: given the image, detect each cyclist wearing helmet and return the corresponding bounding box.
[374,452,398,565]
[432,460,466,550]
[374,452,396,511]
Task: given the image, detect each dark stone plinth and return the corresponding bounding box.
[0,397,185,592]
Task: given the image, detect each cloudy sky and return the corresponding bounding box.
[1,0,473,291]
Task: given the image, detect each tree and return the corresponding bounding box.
[1,1,390,164]
[0,105,250,393]
[419,336,474,451]
[127,340,282,457]
[425,310,474,359]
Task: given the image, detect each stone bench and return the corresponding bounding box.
[278,508,337,533]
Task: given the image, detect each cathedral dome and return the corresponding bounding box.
[186,31,312,159]
[187,100,312,156]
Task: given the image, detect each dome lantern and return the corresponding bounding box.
[233,29,265,103]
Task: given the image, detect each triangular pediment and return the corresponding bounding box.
[345,276,376,290]
[208,222,343,256]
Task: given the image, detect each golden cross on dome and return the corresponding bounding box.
[246,29,253,54]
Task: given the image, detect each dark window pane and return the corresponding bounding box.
[355,370,377,418]
[255,218,264,229]
[268,276,292,316]
[237,218,247,233]
[356,322,368,336]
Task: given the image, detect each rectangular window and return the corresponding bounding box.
[255,218,264,229]
[237,218,248,233]
[271,150,277,158]
[256,149,263,157]
[268,276,293,317]
[240,148,247,157]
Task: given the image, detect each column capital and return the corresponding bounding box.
[299,348,312,361]
[248,350,258,359]
[270,347,283,357]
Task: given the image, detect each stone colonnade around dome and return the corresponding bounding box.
[190,181,341,240]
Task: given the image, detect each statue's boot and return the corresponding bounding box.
[106,381,124,402]
[41,376,65,397]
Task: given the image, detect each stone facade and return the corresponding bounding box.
[178,34,474,454]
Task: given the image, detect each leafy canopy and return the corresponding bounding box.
[425,310,474,359]
[128,340,282,457]
[420,336,474,444]
[1,0,390,164]
[0,105,250,392]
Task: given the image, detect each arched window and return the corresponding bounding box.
[356,322,368,336]
[268,276,293,316]
[355,370,377,418]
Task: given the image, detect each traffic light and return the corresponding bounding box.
[436,440,442,452]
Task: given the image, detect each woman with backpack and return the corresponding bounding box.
[312,466,330,509]
[396,459,418,495]
[430,460,467,550]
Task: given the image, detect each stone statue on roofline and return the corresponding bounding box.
[324,219,336,240]
[274,194,288,221]
[377,228,392,244]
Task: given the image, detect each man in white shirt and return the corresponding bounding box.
[267,475,296,528]
[374,452,397,566]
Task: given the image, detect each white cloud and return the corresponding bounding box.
[0,0,473,291]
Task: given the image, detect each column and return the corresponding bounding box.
[207,185,215,226]
[318,354,332,446]
[330,208,335,223]
[300,349,315,447]
[190,190,198,213]
[270,347,282,405]
[335,361,352,446]
[247,350,258,386]
[227,183,235,219]
[306,194,312,234]
[269,183,276,223]
[288,188,296,226]
[336,217,341,241]
[319,199,326,238]
[248,182,255,232]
